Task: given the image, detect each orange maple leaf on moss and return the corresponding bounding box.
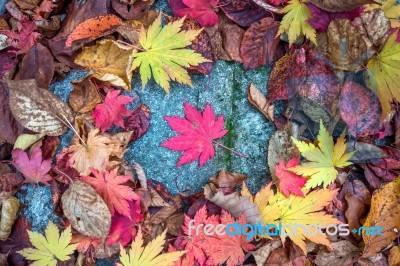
[81,168,139,218]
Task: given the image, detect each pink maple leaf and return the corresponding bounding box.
[169,0,219,27]
[0,17,41,55]
[105,199,144,247]
[161,102,228,167]
[12,146,52,185]
[92,90,134,132]
[275,158,307,197]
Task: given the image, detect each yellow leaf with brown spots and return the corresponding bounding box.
[362,177,400,257]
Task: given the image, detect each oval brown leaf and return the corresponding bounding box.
[5,79,73,136]
[221,0,268,27]
[240,17,280,70]
[69,76,102,113]
[308,0,373,12]
[61,180,111,239]
[15,43,55,89]
[339,81,381,137]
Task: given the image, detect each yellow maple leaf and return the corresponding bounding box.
[367,31,400,117]
[288,121,354,189]
[131,15,210,93]
[17,222,77,266]
[278,0,316,46]
[261,188,339,254]
[369,0,400,27]
[117,229,186,266]
[75,39,135,91]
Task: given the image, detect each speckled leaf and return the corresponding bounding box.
[15,43,55,89]
[221,0,268,27]
[61,180,111,239]
[5,79,74,136]
[69,76,102,113]
[240,17,280,70]
[308,0,372,12]
[111,0,154,20]
[339,81,382,137]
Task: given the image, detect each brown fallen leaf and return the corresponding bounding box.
[315,240,361,266]
[4,79,74,136]
[124,104,151,142]
[210,170,247,194]
[0,196,20,241]
[248,83,274,122]
[61,180,111,239]
[308,0,373,12]
[363,177,400,257]
[389,246,400,266]
[15,43,55,89]
[0,253,7,266]
[221,23,244,63]
[266,240,311,265]
[355,9,390,48]
[111,0,155,20]
[69,76,102,113]
[75,39,135,91]
[251,240,282,266]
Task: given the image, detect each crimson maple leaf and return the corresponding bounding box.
[92,90,134,132]
[161,102,228,167]
[275,157,307,197]
[169,0,219,27]
[80,168,140,218]
[106,199,144,246]
[179,206,254,266]
[0,17,41,55]
[12,146,52,185]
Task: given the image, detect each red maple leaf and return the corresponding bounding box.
[169,0,219,27]
[275,158,307,197]
[0,17,41,55]
[12,146,52,185]
[161,102,228,167]
[81,168,140,218]
[92,90,134,132]
[179,206,254,266]
[105,199,144,247]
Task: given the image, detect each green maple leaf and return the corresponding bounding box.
[17,222,77,266]
[131,15,210,93]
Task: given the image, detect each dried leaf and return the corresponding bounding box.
[0,196,19,241]
[61,180,112,239]
[209,170,247,193]
[221,23,244,62]
[124,104,151,142]
[221,0,268,27]
[13,133,45,150]
[389,246,400,266]
[315,241,361,266]
[248,84,274,121]
[309,0,372,12]
[355,9,390,48]
[69,76,102,113]
[111,0,155,20]
[251,240,282,266]
[4,79,74,136]
[15,43,55,89]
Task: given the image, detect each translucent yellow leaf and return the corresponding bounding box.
[131,15,210,93]
[367,32,400,117]
[278,0,316,46]
[288,121,354,189]
[17,222,77,266]
[117,229,186,266]
[13,133,46,150]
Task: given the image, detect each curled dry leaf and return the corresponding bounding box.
[240,17,281,70]
[251,240,282,266]
[69,76,102,113]
[326,19,374,71]
[308,0,372,12]
[4,79,74,136]
[204,185,261,224]
[248,83,274,122]
[0,196,20,241]
[124,104,151,142]
[61,180,111,239]
[362,177,400,257]
[15,43,55,89]
[75,39,135,91]
[315,240,361,266]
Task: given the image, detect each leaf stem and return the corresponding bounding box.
[212,141,248,158]
[61,114,87,147]
[252,0,281,13]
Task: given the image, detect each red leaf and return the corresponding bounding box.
[221,0,268,27]
[169,0,219,27]
[92,90,134,132]
[81,168,140,218]
[267,0,288,6]
[33,0,57,21]
[53,148,80,184]
[161,102,228,167]
[12,146,52,185]
[105,199,144,246]
[275,158,307,197]
[124,104,151,142]
[0,17,41,55]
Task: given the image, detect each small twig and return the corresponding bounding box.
[212,141,248,158]
[61,114,87,147]
[252,0,281,13]
[54,168,74,183]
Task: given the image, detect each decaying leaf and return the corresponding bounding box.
[248,83,274,121]
[315,240,361,266]
[4,79,74,136]
[220,0,268,27]
[389,246,400,266]
[69,76,102,113]
[61,180,111,239]
[124,104,151,142]
[0,196,19,241]
[251,240,282,266]
[209,170,247,193]
[362,177,400,257]
[355,9,390,48]
[309,0,372,12]
[75,39,135,91]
